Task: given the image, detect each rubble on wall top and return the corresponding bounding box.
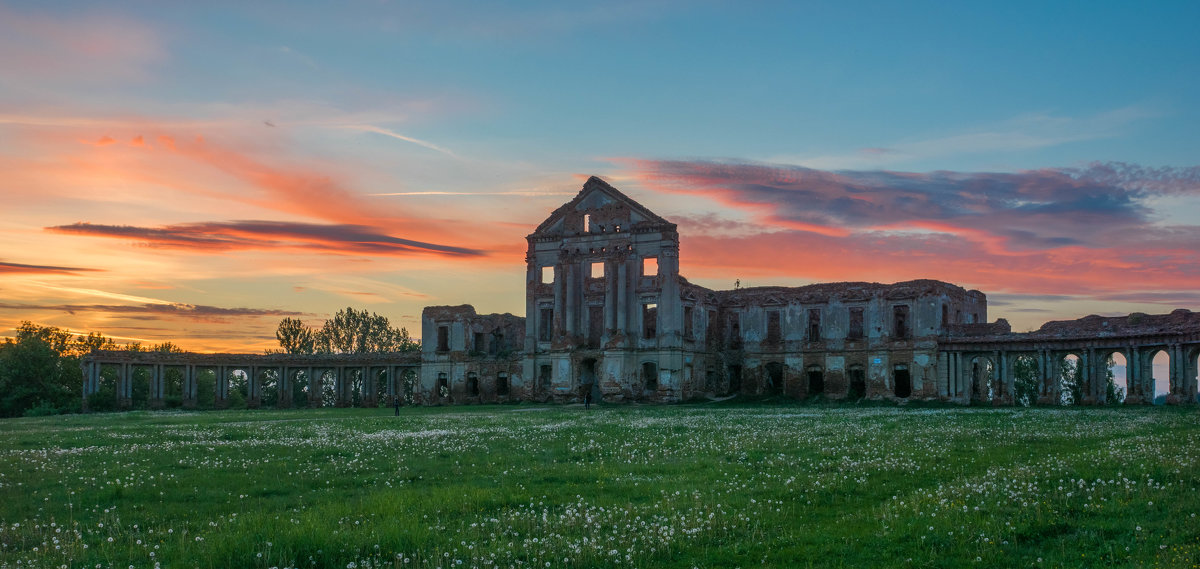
[710,279,981,305]
[1033,309,1200,338]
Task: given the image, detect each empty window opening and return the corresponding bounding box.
[590,262,604,279]
[729,314,742,349]
[764,362,784,395]
[705,367,717,391]
[489,330,504,356]
[642,257,658,276]
[642,361,658,391]
[766,311,782,344]
[496,373,509,396]
[541,266,553,284]
[588,304,604,348]
[614,224,621,233]
[437,372,448,397]
[941,305,949,328]
[894,365,912,398]
[807,309,822,342]
[466,372,479,397]
[643,303,658,339]
[539,307,553,342]
[683,305,694,340]
[583,213,591,233]
[539,364,552,388]
[728,364,743,393]
[436,326,449,352]
[473,332,485,353]
[807,366,824,396]
[848,307,864,340]
[893,305,910,339]
[848,366,866,399]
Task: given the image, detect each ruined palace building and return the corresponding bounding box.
[83,177,1200,408]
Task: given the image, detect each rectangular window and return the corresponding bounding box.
[496,373,509,396]
[583,213,591,233]
[539,364,552,388]
[539,308,553,342]
[643,303,658,339]
[642,362,658,390]
[848,307,864,340]
[728,313,742,348]
[473,332,485,353]
[807,309,821,342]
[588,305,603,348]
[893,305,910,339]
[437,326,449,352]
[766,311,782,344]
[541,266,553,283]
[642,257,658,276]
[590,262,604,279]
[683,305,694,340]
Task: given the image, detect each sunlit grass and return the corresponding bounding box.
[1,404,1199,568]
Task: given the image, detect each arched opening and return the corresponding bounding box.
[1103,351,1128,404]
[970,356,995,404]
[496,373,510,397]
[727,364,742,394]
[164,367,184,408]
[763,362,784,395]
[806,365,824,397]
[196,368,216,409]
[130,366,150,408]
[893,364,911,399]
[1149,349,1170,405]
[1059,354,1082,406]
[847,365,866,399]
[642,361,658,392]
[436,372,449,400]
[1012,354,1039,407]
[228,370,249,408]
[260,369,279,408]
[466,372,479,397]
[322,370,338,407]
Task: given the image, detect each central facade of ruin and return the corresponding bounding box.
[419,177,1200,405]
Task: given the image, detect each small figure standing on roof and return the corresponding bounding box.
[735,279,741,289]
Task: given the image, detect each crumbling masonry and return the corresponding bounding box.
[83,177,1200,408]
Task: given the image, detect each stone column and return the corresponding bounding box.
[604,259,616,336]
[616,261,628,335]
[118,363,131,409]
[308,367,320,408]
[183,365,196,409]
[565,261,578,337]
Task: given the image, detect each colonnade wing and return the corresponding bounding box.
[81,352,421,410]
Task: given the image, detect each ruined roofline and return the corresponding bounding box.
[707,279,983,304]
[947,308,1200,343]
[527,175,673,238]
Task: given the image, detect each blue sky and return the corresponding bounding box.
[0,0,1197,353]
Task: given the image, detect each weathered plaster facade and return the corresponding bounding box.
[84,176,1200,408]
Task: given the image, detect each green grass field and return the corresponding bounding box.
[2,403,1199,569]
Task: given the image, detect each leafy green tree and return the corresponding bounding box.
[0,322,120,417]
[291,307,419,354]
[1012,356,1039,406]
[275,318,316,355]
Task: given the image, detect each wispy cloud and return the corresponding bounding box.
[345,125,459,158]
[0,261,99,275]
[47,220,485,257]
[0,302,302,319]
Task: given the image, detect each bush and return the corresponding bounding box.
[23,400,62,417]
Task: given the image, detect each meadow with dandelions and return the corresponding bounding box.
[1,404,1199,569]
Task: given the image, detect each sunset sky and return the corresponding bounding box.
[2,1,1198,353]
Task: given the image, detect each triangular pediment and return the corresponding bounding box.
[528,176,673,239]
